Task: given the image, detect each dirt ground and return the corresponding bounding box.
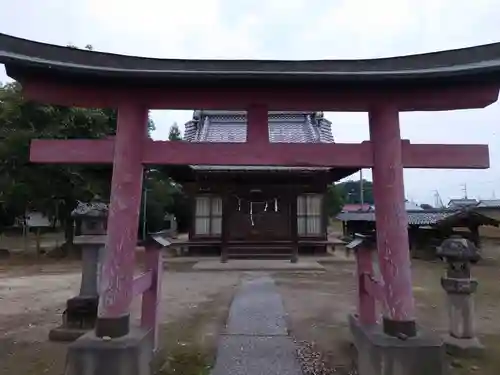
[0,260,240,375]
[1,239,500,375]
[274,239,500,375]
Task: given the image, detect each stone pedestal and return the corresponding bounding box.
[49,238,104,341]
[65,327,155,375]
[50,200,108,342]
[441,277,484,356]
[437,237,483,357]
[349,314,445,375]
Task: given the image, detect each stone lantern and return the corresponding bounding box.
[49,199,109,341]
[437,236,483,355]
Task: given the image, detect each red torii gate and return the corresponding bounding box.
[1,33,499,374]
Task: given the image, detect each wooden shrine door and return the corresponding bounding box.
[226,188,291,241]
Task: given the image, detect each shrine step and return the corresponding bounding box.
[227,246,292,260]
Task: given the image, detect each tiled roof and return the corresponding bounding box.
[72,201,109,218]
[337,210,456,226]
[447,199,478,208]
[184,111,334,144]
[341,203,373,212]
[476,199,500,208]
[184,110,335,171]
[337,209,499,227]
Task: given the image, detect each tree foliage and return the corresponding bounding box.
[336,179,374,204]
[324,179,375,218]
[0,82,115,242]
[168,122,182,141]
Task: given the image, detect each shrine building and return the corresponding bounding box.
[178,110,355,260]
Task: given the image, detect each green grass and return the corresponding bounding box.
[156,289,234,375]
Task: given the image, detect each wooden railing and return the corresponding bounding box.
[348,234,385,326]
[132,233,168,350]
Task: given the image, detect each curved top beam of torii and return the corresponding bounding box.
[1,32,500,85]
[0,33,499,110]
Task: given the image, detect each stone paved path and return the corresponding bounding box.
[212,275,303,375]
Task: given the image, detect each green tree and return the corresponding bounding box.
[139,168,190,236]
[0,82,115,249]
[324,184,345,217]
[168,122,182,141]
[336,179,374,204]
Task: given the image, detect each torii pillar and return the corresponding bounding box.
[369,105,416,337]
[94,104,147,338]
[64,104,153,375]
[349,105,445,375]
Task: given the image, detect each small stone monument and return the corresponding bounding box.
[437,236,484,356]
[49,199,109,341]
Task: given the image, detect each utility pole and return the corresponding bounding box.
[359,169,364,205]
[434,190,444,208]
[142,187,148,240]
[142,169,149,240]
[461,183,468,199]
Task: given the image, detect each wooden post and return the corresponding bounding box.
[220,190,229,263]
[356,246,377,325]
[95,104,147,338]
[369,105,416,337]
[246,104,269,145]
[140,246,162,351]
[290,189,299,263]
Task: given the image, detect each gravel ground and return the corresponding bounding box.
[0,264,241,374]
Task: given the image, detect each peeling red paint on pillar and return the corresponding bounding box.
[98,104,147,322]
[356,246,377,325]
[369,105,416,323]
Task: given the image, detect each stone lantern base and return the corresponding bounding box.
[444,335,484,357]
[49,295,99,342]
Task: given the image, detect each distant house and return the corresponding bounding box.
[341,203,373,212]
[337,208,498,253]
[405,201,423,211]
[476,199,500,208]
[448,198,478,209]
[475,199,500,219]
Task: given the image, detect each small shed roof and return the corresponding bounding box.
[448,198,478,208]
[337,209,499,227]
[476,199,500,208]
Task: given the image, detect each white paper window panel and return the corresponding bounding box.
[211,217,222,235]
[297,217,306,235]
[297,194,322,215]
[195,218,210,235]
[306,195,322,215]
[297,196,306,215]
[195,196,211,216]
[306,216,321,235]
[211,197,223,216]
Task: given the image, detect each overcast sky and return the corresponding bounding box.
[1,0,500,205]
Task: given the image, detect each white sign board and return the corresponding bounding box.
[25,212,51,227]
[152,235,171,247]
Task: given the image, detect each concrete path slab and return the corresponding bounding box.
[213,336,303,375]
[193,259,325,271]
[211,275,303,375]
[225,277,288,336]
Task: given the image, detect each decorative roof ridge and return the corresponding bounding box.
[305,113,320,142]
[195,110,319,117]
